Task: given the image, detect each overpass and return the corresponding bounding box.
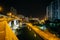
[26,23,60,40]
[0,14,22,40]
[0,14,60,40]
[0,17,19,40]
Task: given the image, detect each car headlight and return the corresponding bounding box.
[39,26,46,30]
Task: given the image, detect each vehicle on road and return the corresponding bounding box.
[28,19,47,30]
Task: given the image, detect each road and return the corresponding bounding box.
[26,23,60,40]
[17,27,44,40]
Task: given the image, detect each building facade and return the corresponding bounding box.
[46,0,60,21]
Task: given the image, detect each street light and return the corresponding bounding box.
[7,12,12,16]
[0,6,3,12]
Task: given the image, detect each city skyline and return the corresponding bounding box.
[0,0,53,18]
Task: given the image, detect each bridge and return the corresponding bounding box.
[0,14,60,40]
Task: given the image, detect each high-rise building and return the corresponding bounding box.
[46,0,60,21]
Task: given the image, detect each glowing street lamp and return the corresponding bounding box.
[7,12,12,16]
[0,6,3,12]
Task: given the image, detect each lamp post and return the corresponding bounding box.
[7,12,12,16]
[0,6,3,12]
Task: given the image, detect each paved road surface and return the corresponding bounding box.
[17,27,44,40]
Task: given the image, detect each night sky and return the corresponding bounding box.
[0,0,53,18]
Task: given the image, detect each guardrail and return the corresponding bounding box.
[26,23,60,40]
[0,21,19,40]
